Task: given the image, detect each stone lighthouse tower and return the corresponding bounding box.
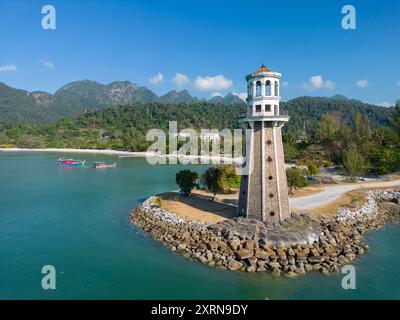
[238,65,291,225]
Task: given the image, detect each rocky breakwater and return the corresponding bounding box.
[130,190,400,277]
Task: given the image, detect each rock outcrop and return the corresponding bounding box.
[130,189,400,276]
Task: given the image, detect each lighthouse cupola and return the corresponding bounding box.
[246,64,282,117]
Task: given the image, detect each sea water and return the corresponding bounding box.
[0,152,399,299]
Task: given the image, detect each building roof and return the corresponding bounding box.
[255,64,271,73]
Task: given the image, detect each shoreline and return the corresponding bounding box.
[0,147,152,157]
[130,189,400,276]
[0,147,242,163]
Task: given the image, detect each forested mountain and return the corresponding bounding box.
[282,96,390,138]
[0,96,394,151]
[0,81,246,124]
[0,79,392,131]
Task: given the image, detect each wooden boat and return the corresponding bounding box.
[93,161,117,169]
[58,158,86,167]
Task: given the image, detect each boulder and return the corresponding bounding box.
[246,265,256,272]
[321,268,330,276]
[259,238,270,249]
[308,256,325,264]
[269,262,281,269]
[246,256,258,266]
[271,268,281,277]
[207,241,218,251]
[255,249,269,260]
[197,243,207,252]
[206,251,213,261]
[243,239,255,250]
[229,239,241,251]
[277,248,286,257]
[219,241,228,251]
[236,248,253,260]
[296,267,306,275]
[324,247,337,256]
[284,271,299,278]
[227,259,243,271]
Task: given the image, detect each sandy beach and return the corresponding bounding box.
[0,147,243,164]
[0,147,151,156]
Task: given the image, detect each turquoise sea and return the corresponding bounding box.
[0,152,399,299]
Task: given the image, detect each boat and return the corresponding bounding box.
[58,158,86,167]
[93,161,117,169]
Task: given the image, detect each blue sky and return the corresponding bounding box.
[0,0,399,106]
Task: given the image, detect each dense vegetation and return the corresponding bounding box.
[1,96,399,177]
[0,96,392,151]
[282,96,390,139]
[292,100,400,176]
[0,102,245,150]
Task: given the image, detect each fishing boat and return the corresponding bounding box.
[93,161,117,169]
[58,158,86,167]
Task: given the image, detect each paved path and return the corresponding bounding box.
[289,179,400,210]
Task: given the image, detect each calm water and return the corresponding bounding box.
[0,152,399,299]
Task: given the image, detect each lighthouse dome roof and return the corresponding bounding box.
[255,64,271,73]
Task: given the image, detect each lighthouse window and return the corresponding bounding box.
[255,105,262,112]
[269,193,274,198]
[270,211,275,217]
[274,81,279,96]
[265,80,271,96]
[265,104,271,112]
[268,175,273,180]
[256,81,262,96]
[267,156,273,162]
[266,139,272,145]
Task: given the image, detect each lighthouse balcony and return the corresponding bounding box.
[239,115,289,124]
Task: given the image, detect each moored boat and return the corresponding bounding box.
[58,158,86,167]
[93,161,117,169]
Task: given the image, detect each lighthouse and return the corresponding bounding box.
[238,65,291,225]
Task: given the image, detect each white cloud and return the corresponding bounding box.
[356,79,368,88]
[0,64,17,72]
[39,59,55,69]
[302,75,335,90]
[194,75,233,91]
[211,92,222,97]
[282,81,289,88]
[397,81,400,86]
[233,92,247,101]
[377,101,392,108]
[149,72,164,85]
[172,73,190,87]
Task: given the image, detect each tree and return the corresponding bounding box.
[202,166,223,201]
[219,165,240,192]
[370,147,400,175]
[286,167,308,195]
[306,161,320,177]
[389,100,400,136]
[318,114,340,160]
[175,170,198,196]
[283,143,300,162]
[342,145,367,180]
[16,134,45,148]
